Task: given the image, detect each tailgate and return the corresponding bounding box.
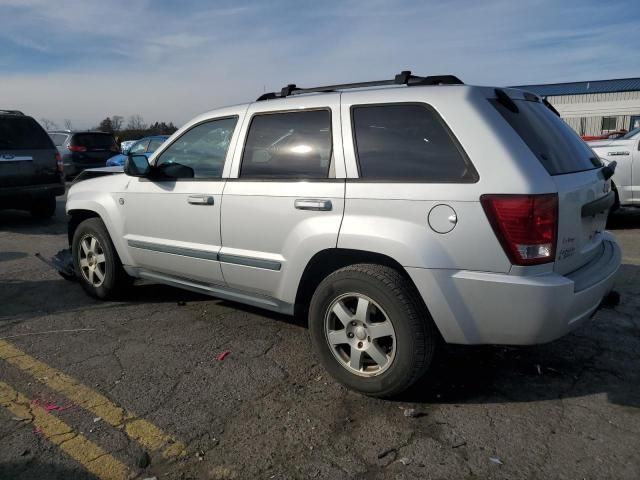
[554,170,613,275]
[0,116,59,187]
[0,149,59,187]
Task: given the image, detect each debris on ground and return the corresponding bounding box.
[402,407,426,418]
[216,351,231,361]
[536,364,542,375]
[177,301,187,306]
[377,447,397,459]
[137,451,151,468]
[452,441,467,449]
[490,456,504,465]
[32,399,73,412]
[399,457,412,465]
[93,417,101,423]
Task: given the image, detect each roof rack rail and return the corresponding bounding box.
[256,71,463,101]
[0,109,25,115]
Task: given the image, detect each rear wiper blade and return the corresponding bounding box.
[542,98,560,117]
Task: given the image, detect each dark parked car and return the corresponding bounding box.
[48,130,119,177]
[0,110,65,217]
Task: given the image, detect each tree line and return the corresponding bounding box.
[39,115,179,143]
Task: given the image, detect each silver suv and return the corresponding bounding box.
[64,72,621,397]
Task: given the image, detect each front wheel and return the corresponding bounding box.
[309,264,437,398]
[72,217,132,299]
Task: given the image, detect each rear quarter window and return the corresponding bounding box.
[351,103,477,182]
[0,117,54,150]
[491,98,599,175]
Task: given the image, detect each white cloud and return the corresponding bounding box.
[1,0,638,128]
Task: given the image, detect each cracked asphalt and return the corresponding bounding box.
[1,195,639,479]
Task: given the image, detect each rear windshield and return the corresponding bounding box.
[491,98,599,175]
[72,133,116,148]
[0,116,54,150]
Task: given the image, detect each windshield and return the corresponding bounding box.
[621,127,640,140]
[72,133,116,148]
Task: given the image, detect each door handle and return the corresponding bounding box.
[294,199,332,211]
[188,195,214,205]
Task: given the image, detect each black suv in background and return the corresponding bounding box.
[0,110,65,218]
[49,130,119,177]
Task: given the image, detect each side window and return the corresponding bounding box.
[50,133,67,146]
[129,140,149,154]
[147,138,165,152]
[155,117,237,179]
[351,104,477,182]
[240,110,332,178]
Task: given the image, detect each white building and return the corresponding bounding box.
[512,78,640,136]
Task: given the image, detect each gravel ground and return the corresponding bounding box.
[1,196,639,479]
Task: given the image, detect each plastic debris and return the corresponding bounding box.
[402,407,425,418]
[216,351,231,361]
[399,457,411,465]
[32,399,73,412]
[490,457,504,465]
[377,448,396,459]
[93,417,102,423]
[137,451,151,468]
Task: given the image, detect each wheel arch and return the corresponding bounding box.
[294,248,429,322]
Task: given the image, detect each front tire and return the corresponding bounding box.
[309,264,437,398]
[72,218,131,299]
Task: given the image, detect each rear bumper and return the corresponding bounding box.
[0,182,65,201]
[407,233,621,345]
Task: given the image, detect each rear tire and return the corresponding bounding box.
[72,218,132,299]
[309,264,437,398]
[30,196,56,218]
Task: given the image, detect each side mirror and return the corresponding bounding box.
[124,154,150,177]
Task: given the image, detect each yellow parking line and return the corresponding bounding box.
[0,339,185,459]
[0,381,130,480]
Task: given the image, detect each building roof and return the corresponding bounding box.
[511,77,640,97]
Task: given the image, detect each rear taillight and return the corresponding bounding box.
[68,145,87,152]
[481,193,558,266]
[55,153,63,174]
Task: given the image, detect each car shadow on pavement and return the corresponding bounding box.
[607,208,640,230]
[0,208,67,236]
[0,460,97,480]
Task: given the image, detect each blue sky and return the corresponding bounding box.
[1,0,638,128]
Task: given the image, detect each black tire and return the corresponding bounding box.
[30,196,57,218]
[309,264,437,398]
[72,217,132,299]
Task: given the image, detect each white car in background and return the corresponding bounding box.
[589,127,640,208]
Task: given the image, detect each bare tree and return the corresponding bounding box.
[111,115,124,132]
[40,118,57,130]
[63,119,73,130]
[126,114,147,130]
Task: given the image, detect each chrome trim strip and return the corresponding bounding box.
[218,253,281,271]
[128,240,282,270]
[0,155,33,162]
[128,240,219,261]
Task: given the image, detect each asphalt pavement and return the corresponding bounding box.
[1,196,639,479]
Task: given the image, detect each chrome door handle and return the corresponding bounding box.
[294,199,332,211]
[188,195,214,205]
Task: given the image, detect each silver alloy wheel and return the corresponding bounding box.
[78,234,107,287]
[324,293,396,377]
